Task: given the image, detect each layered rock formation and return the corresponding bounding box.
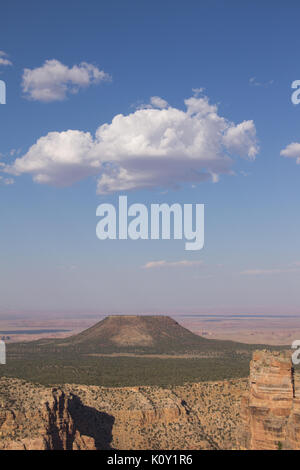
[0,385,97,449]
[286,373,300,449]
[0,377,246,450]
[240,350,300,450]
[1,352,299,450]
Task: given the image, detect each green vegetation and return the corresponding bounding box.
[277,441,283,450]
[0,350,268,387]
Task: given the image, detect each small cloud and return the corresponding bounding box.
[240,268,283,275]
[9,148,22,157]
[0,176,14,185]
[150,96,168,109]
[4,178,14,185]
[249,77,274,87]
[0,51,12,67]
[280,142,300,164]
[240,265,300,276]
[192,87,205,96]
[0,58,12,66]
[135,96,169,110]
[142,260,204,269]
[22,59,111,102]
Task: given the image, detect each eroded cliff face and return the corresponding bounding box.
[0,377,246,450]
[240,350,300,450]
[286,374,300,449]
[0,386,97,450]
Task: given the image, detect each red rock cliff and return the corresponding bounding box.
[240,350,300,450]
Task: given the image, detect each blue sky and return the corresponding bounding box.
[1,0,300,315]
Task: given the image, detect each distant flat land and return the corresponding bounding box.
[0,314,299,345]
[178,315,300,345]
[0,329,70,335]
[0,316,95,342]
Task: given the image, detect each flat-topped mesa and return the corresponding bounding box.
[240,350,300,450]
[54,314,223,354]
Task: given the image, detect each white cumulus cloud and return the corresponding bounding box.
[22,59,111,102]
[5,94,259,193]
[280,142,300,164]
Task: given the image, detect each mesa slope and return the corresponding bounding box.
[34,315,263,354]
